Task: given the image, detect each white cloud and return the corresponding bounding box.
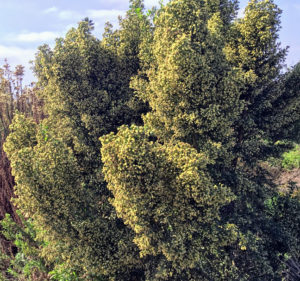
[43,6,58,14]
[87,9,125,20]
[144,0,162,8]
[58,10,82,21]
[0,45,35,62]
[10,31,60,43]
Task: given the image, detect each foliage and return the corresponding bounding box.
[225,0,291,165]
[49,264,94,281]
[282,144,300,170]
[0,212,93,281]
[132,0,243,161]
[5,17,148,280]
[102,0,152,124]
[0,212,49,281]
[264,190,300,281]
[101,125,242,280]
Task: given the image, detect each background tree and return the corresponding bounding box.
[0,61,42,259]
[224,0,292,165]
[221,2,300,277]
[267,62,300,143]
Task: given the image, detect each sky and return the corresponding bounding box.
[0,0,299,85]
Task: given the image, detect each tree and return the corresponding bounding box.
[101,0,300,280]
[5,19,147,280]
[0,61,42,258]
[224,0,289,165]
[4,0,300,280]
[102,0,242,280]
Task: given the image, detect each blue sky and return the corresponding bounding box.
[0,0,299,85]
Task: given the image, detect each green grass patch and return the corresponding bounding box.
[282,144,300,170]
